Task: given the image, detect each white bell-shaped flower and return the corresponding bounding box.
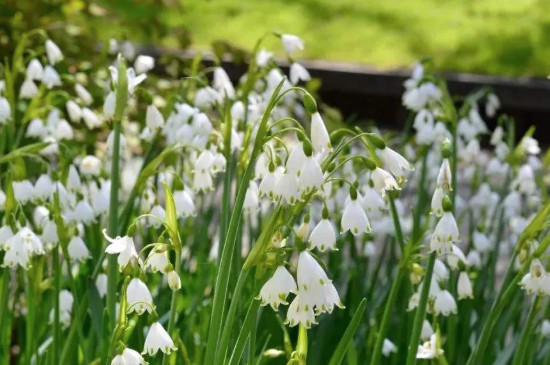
[96,274,108,298]
[34,174,55,201]
[134,55,155,74]
[82,108,102,129]
[277,172,301,205]
[42,66,61,88]
[257,266,297,310]
[430,212,459,254]
[45,39,63,65]
[341,199,371,236]
[431,187,444,216]
[285,294,316,328]
[371,167,399,196]
[310,112,331,154]
[75,84,93,105]
[80,155,101,176]
[281,34,304,54]
[382,339,397,357]
[26,118,47,137]
[436,158,452,191]
[520,259,550,296]
[26,59,44,80]
[0,97,10,124]
[111,348,147,365]
[2,227,45,269]
[0,226,14,249]
[66,100,82,123]
[68,236,91,262]
[378,147,413,181]
[289,62,310,84]
[298,157,324,194]
[258,170,281,201]
[457,271,473,300]
[434,290,457,316]
[144,251,169,273]
[173,190,196,217]
[127,278,154,315]
[142,322,176,355]
[309,219,337,252]
[167,270,181,291]
[146,104,164,131]
[13,180,35,203]
[417,334,443,359]
[103,229,139,270]
[20,79,39,99]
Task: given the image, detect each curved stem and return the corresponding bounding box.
[511,296,540,365]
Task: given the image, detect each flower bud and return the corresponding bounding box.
[167,270,181,291]
[302,92,317,114]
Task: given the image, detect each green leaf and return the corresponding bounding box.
[328,298,367,365]
[0,142,50,165]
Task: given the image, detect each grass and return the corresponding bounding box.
[166,0,550,77]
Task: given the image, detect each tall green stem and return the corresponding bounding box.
[203,80,285,365]
[511,296,540,365]
[369,195,406,365]
[106,57,128,334]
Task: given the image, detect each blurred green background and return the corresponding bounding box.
[1,0,549,76]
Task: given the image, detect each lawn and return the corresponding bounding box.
[168,0,550,76]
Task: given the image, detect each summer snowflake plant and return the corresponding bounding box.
[0,29,549,365]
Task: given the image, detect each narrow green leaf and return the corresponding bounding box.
[328,298,367,365]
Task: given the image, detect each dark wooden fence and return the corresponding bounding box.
[144,47,550,138]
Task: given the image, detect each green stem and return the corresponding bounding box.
[163,250,182,365]
[296,325,308,365]
[405,251,437,365]
[511,296,540,365]
[52,244,61,364]
[25,267,36,364]
[369,194,407,365]
[203,80,285,365]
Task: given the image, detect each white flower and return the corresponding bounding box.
[144,251,169,273]
[111,348,147,365]
[297,251,343,315]
[434,290,457,316]
[0,97,11,124]
[20,79,39,98]
[285,294,316,328]
[104,91,116,118]
[457,271,473,300]
[417,334,443,359]
[286,144,307,174]
[258,170,281,201]
[382,339,397,357]
[466,250,482,269]
[431,187,444,216]
[371,168,399,196]
[26,118,47,137]
[378,147,413,181]
[96,273,108,298]
[0,226,14,249]
[2,227,45,268]
[256,49,273,67]
[519,136,540,156]
[421,320,434,341]
[289,63,310,84]
[173,190,196,217]
[13,180,35,203]
[430,212,460,254]
[146,105,164,131]
[341,199,371,236]
[194,86,220,108]
[103,229,139,270]
[473,231,491,253]
[80,155,102,176]
[148,205,166,228]
[309,219,337,251]
[445,244,466,270]
[362,186,386,217]
[310,112,331,153]
[243,182,259,213]
[540,320,550,338]
[257,266,297,310]
[68,200,95,225]
[134,55,155,74]
[436,158,452,190]
[68,236,91,262]
[167,270,181,291]
[213,67,235,98]
[127,278,154,315]
[45,39,63,65]
[82,108,103,129]
[26,59,44,80]
[281,34,304,54]
[485,93,500,117]
[50,290,74,328]
[41,220,59,248]
[34,174,55,201]
[142,322,176,355]
[277,172,301,205]
[520,259,550,296]
[42,66,61,88]
[75,84,93,105]
[109,66,146,94]
[298,157,324,194]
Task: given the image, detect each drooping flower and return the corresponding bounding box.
[134,55,155,74]
[378,147,413,182]
[127,278,154,315]
[285,294,316,328]
[371,167,399,196]
[382,339,397,357]
[257,266,297,310]
[45,39,63,65]
[520,259,550,296]
[434,290,457,316]
[430,212,459,254]
[103,229,139,270]
[310,112,331,154]
[142,322,177,355]
[309,219,337,252]
[417,334,443,359]
[281,34,304,54]
[111,348,147,365]
[2,227,45,269]
[68,236,91,262]
[457,271,473,300]
[341,199,371,235]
